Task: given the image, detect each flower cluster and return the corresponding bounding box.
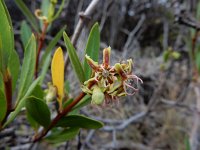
[81,47,143,105]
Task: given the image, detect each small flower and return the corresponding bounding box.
[81,47,143,106]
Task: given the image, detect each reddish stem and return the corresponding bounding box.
[1,69,12,125]
[33,92,86,142]
[35,22,49,78]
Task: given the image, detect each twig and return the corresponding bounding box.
[103,111,147,131]
[190,85,200,150]
[80,130,95,150]
[160,98,194,113]
[123,14,145,51]
[163,19,169,51]
[71,0,100,45]
[175,11,200,30]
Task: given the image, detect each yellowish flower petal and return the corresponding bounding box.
[51,47,64,111]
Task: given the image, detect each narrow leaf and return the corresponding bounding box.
[51,47,64,110]
[20,21,32,49]
[63,32,85,83]
[26,96,51,128]
[8,50,20,92]
[84,23,100,80]
[0,89,7,123]
[0,0,14,73]
[27,112,39,130]
[14,0,39,32]
[4,77,41,127]
[45,127,79,144]
[56,115,103,129]
[0,74,3,91]
[39,53,51,84]
[72,95,91,111]
[17,34,36,103]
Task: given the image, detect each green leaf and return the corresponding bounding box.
[20,21,32,49]
[64,80,70,94]
[72,95,91,111]
[0,0,14,73]
[25,96,51,128]
[45,127,79,144]
[0,89,7,123]
[63,32,85,83]
[51,0,66,22]
[31,84,44,99]
[14,0,39,32]
[0,74,3,91]
[84,23,100,80]
[56,115,103,129]
[8,50,20,92]
[3,77,41,128]
[63,98,73,108]
[17,34,36,103]
[184,136,191,150]
[27,112,39,130]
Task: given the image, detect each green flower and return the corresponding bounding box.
[81,47,143,105]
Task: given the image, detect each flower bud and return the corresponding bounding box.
[45,84,57,103]
[91,85,104,105]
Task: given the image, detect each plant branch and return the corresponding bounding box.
[35,22,49,78]
[190,85,200,150]
[33,92,86,142]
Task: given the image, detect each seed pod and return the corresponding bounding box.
[91,85,104,105]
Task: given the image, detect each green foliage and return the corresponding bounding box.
[45,127,80,144]
[4,77,41,127]
[84,23,100,80]
[63,32,86,83]
[25,96,51,128]
[14,0,39,32]
[0,0,14,73]
[51,0,66,22]
[72,95,91,111]
[8,50,20,92]
[163,47,180,63]
[184,136,191,150]
[20,21,32,49]
[0,0,105,141]
[27,112,39,130]
[56,115,104,129]
[195,50,200,73]
[17,35,36,103]
[0,89,7,123]
[31,84,44,99]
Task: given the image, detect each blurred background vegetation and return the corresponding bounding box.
[1,0,200,149]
